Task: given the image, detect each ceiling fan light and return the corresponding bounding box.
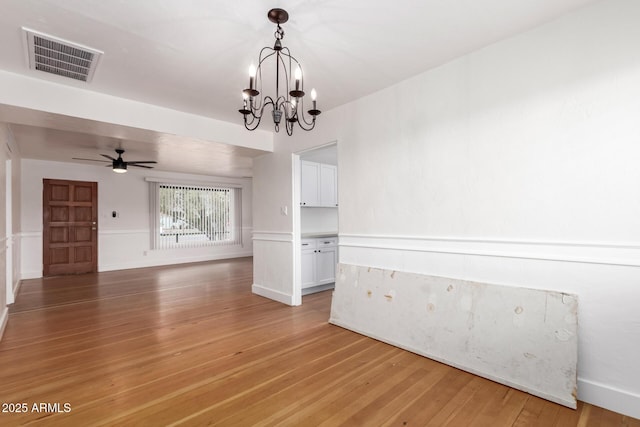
[113,164,127,173]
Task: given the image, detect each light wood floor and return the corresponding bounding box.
[0,258,637,426]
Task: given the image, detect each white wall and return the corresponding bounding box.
[0,123,21,340]
[21,159,252,278]
[10,139,21,301]
[301,208,338,234]
[252,0,640,418]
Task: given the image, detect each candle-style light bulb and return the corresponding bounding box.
[248,64,256,90]
[242,92,248,108]
[294,67,301,90]
[291,99,297,115]
[311,88,317,109]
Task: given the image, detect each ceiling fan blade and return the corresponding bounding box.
[72,157,110,162]
[100,154,117,161]
[130,164,154,169]
[128,161,157,165]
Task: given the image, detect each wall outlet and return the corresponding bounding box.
[280,206,288,216]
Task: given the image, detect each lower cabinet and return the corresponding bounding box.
[301,237,337,290]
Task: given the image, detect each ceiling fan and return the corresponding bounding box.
[73,149,157,173]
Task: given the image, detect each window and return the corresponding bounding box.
[150,182,242,249]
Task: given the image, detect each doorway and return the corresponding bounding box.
[293,142,338,305]
[42,179,98,276]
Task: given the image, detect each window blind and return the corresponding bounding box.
[150,182,242,250]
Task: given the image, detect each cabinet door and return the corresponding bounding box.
[300,161,320,206]
[320,164,338,207]
[301,249,317,289]
[316,246,337,285]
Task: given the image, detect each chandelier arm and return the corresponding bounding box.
[244,113,258,126]
[275,50,293,102]
[262,96,276,109]
[275,96,288,120]
[243,108,263,130]
[291,94,316,128]
[251,49,277,112]
[250,96,276,123]
[296,98,316,127]
[280,48,303,94]
[277,49,305,124]
[296,116,317,132]
[244,95,277,130]
[244,115,262,131]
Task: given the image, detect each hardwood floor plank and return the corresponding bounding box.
[272,350,422,426]
[0,258,636,426]
[335,360,451,426]
[171,335,377,426]
[380,368,476,426]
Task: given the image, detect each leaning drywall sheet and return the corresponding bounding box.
[329,264,578,408]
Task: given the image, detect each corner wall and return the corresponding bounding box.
[21,159,252,278]
[0,123,21,341]
[251,0,640,418]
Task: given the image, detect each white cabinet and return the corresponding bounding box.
[301,237,337,290]
[316,244,337,284]
[300,161,337,207]
[301,239,317,289]
[301,161,320,206]
[319,164,338,207]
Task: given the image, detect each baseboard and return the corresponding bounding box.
[13,278,22,298]
[578,378,640,419]
[21,251,253,279]
[252,284,295,306]
[0,306,8,342]
[302,283,335,296]
[21,270,41,280]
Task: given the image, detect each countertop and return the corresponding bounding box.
[301,232,338,239]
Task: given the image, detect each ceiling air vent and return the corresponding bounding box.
[22,27,103,83]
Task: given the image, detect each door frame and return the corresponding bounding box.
[5,159,13,304]
[292,141,338,306]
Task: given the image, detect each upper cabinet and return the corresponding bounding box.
[301,161,337,207]
[319,164,337,207]
[301,161,320,206]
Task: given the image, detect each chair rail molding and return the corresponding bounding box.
[252,231,294,243]
[339,234,640,267]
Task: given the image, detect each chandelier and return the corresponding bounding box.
[239,8,321,135]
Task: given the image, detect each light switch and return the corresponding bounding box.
[280,206,288,216]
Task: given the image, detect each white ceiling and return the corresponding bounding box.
[0,0,600,176]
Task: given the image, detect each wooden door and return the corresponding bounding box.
[43,179,97,276]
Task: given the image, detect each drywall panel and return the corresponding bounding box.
[330,263,578,408]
